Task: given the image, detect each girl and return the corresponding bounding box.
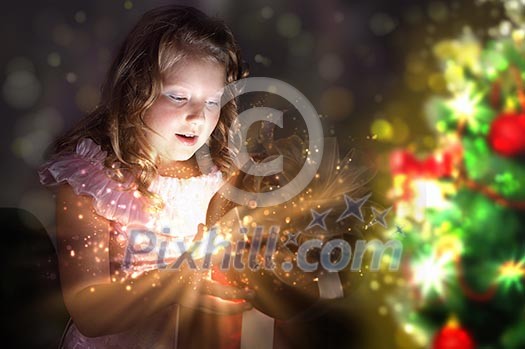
[38,5,253,348]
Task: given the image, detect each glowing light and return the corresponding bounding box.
[413,179,452,207]
[404,324,414,334]
[242,215,253,226]
[370,118,394,141]
[378,306,388,316]
[411,251,454,298]
[446,85,483,126]
[370,280,380,290]
[435,235,463,259]
[399,178,454,222]
[497,258,525,292]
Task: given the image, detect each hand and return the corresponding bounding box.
[153,250,255,315]
[184,278,255,315]
[174,223,260,315]
[174,270,255,315]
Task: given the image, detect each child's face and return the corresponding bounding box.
[144,57,225,164]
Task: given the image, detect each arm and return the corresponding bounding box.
[56,183,253,338]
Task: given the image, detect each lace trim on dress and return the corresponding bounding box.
[38,138,151,226]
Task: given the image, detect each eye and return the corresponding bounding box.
[167,94,188,104]
[205,100,220,109]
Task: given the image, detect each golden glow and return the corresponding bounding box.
[499,260,525,279]
[435,235,463,259]
[370,118,394,141]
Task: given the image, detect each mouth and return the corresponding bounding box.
[175,133,199,146]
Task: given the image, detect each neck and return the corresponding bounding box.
[157,156,202,179]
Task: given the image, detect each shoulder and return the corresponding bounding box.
[39,138,150,225]
[55,182,110,230]
[38,137,112,189]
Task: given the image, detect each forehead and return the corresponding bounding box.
[162,57,226,92]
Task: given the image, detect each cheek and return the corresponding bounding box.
[145,106,177,130]
[208,112,221,130]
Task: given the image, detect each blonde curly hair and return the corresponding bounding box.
[46,5,249,212]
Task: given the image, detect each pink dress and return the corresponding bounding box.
[38,138,224,349]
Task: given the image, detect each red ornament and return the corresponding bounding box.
[488,112,525,157]
[432,317,475,349]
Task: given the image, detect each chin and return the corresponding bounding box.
[169,155,192,162]
[170,150,196,162]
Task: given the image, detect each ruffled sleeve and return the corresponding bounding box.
[38,138,152,226]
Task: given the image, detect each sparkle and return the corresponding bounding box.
[497,258,525,292]
[446,84,483,127]
[411,251,454,298]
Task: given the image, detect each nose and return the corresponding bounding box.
[184,100,206,127]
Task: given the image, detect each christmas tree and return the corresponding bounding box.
[387,3,525,348]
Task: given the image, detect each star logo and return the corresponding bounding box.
[369,206,392,228]
[336,193,371,223]
[306,208,332,231]
[284,231,302,246]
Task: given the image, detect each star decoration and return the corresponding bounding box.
[336,193,371,223]
[284,231,302,246]
[306,208,332,231]
[370,206,392,228]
